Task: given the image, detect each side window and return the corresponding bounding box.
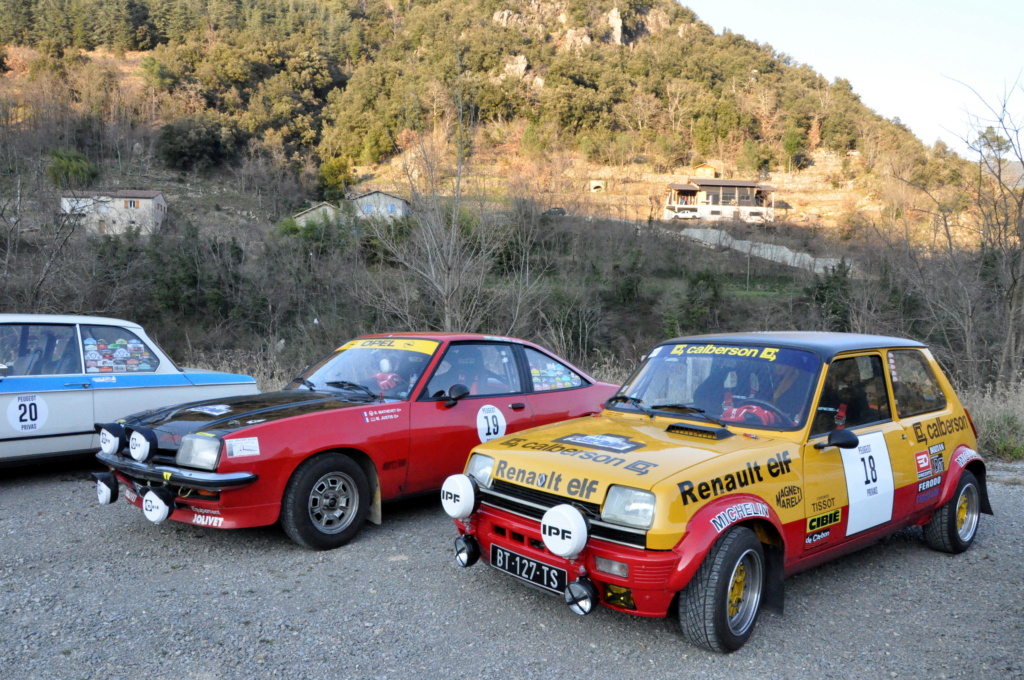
[0,324,81,376]
[524,347,586,392]
[81,325,160,374]
[811,356,891,436]
[888,350,948,418]
[425,343,521,397]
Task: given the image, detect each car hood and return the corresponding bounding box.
[475,411,796,492]
[124,389,377,438]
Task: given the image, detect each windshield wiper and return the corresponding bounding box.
[606,394,653,417]
[325,380,379,400]
[651,403,726,427]
[295,377,317,391]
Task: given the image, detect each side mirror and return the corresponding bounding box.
[0,363,7,378]
[444,383,471,408]
[814,428,859,450]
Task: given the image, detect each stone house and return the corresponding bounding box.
[61,190,167,235]
[348,190,410,221]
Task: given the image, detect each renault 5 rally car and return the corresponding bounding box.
[92,333,617,549]
[441,332,992,652]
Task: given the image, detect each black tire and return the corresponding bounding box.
[678,526,765,653]
[923,470,980,554]
[280,453,370,550]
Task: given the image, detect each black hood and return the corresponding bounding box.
[126,389,376,438]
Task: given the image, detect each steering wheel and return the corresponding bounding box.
[731,397,793,426]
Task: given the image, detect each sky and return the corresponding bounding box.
[681,0,1023,156]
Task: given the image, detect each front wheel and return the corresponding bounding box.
[280,453,370,550]
[678,526,765,652]
[923,469,980,554]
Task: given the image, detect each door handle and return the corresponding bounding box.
[508,402,526,410]
[64,382,91,388]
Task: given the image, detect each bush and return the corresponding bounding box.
[960,382,1024,460]
[159,116,238,171]
[46,149,98,188]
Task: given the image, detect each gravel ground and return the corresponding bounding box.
[1,460,1022,680]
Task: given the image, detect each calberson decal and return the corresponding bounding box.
[678,451,793,506]
[498,437,658,476]
[913,414,970,443]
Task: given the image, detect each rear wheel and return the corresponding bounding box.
[280,453,370,550]
[678,526,765,652]
[924,470,980,554]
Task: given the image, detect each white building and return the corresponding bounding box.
[292,202,344,226]
[61,190,167,235]
[348,190,410,221]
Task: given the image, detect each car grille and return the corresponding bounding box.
[484,480,647,549]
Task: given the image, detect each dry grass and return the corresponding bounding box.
[179,348,301,392]
[960,381,1024,460]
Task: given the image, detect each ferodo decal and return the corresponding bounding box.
[808,508,842,532]
[669,344,779,361]
[839,431,894,536]
[554,433,645,453]
[7,394,49,432]
[913,414,970,443]
[678,451,793,506]
[338,338,439,355]
[492,459,600,499]
[477,405,507,443]
[710,501,770,533]
[917,475,942,492]
[775,485,802,509]
[497,437,659,476]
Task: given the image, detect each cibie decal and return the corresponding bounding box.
[710,502,770,533]
[807,508,842,532]
[554,433,645,453]
[7,394,49,432]
[477,404,507,443]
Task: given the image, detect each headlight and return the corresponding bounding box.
[601,485,655,530]
[465,454,494,489]
[175,434,223,471]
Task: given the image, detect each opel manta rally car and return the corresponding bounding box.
[92,333,617,549]
[0,314,256,464]
[441,332,992,652]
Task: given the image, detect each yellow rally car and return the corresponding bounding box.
[440,332,992,652]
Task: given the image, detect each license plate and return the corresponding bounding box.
[490,544,567,593]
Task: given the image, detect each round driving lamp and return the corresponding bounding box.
[96,423,127,456]
[453,536,480,568]
[127,427,159,463]
[564,578,598,616]
[92,471,118,505]
[142,486,175,523]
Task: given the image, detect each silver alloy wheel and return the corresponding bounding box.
[956,482,980,543]
[725,547,764,637]
[307,471,358,534]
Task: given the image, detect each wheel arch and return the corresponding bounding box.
[946,446,993,516]
[290,447,382,525]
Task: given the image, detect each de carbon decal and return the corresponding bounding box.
[805,529,830,545]
[498,437,658,476]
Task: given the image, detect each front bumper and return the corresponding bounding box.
[97,450,257,491]
[461,503,683,617]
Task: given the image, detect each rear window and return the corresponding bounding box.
[81,325,159,374]
[888,350,947,418]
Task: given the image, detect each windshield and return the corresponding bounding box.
[612,342,822,430]
[289,338,439,400]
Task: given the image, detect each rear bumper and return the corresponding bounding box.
[461,504,684,617]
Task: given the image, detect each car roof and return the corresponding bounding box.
[661,331,926,360]
[359,332,528,344]
[0,313,144,329]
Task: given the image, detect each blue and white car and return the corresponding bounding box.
[0,314,258,464]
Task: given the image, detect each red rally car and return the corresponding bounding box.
[92,333,617,549]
